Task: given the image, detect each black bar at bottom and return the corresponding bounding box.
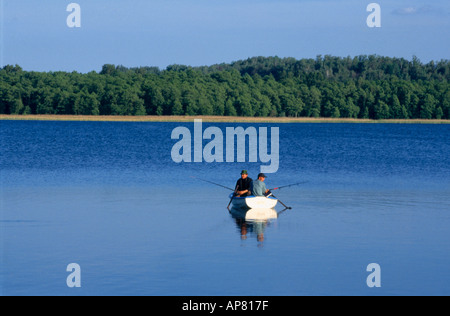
[142,297,313,314]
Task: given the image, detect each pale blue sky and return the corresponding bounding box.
[1,0,449,72]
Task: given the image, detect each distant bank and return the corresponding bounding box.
[1,115,449,124]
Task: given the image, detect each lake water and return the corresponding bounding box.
[1,120,449,296]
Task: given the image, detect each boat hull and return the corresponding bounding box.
[229,194,278,209]
[230,207,278,222]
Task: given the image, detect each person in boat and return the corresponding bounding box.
[235,170,253,197]
[251,173,271,197]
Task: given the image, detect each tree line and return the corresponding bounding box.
[1,55,449,119]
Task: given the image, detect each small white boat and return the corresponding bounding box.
[230,207,278,222]
[229,193,278,209]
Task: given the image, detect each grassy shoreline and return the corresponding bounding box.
[0,114,449,124]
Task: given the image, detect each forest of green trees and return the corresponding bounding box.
[1,55,449,119]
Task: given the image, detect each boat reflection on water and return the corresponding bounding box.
[229,207,280,244]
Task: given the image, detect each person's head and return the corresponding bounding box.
[258,173,266,181]
[241,170,248,179]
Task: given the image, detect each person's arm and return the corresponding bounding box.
[239,179,253,195]
[264,183,269,194]
[236,180,247,195]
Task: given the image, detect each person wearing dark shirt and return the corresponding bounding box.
[235,170,253,197]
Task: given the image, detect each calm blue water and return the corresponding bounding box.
[1,120,449,296]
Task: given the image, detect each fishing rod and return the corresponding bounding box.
[190,176,240,210]
[269,181,308,191]
[192,176,307,192]
[190,176,234,191]
[192,175,298,210]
